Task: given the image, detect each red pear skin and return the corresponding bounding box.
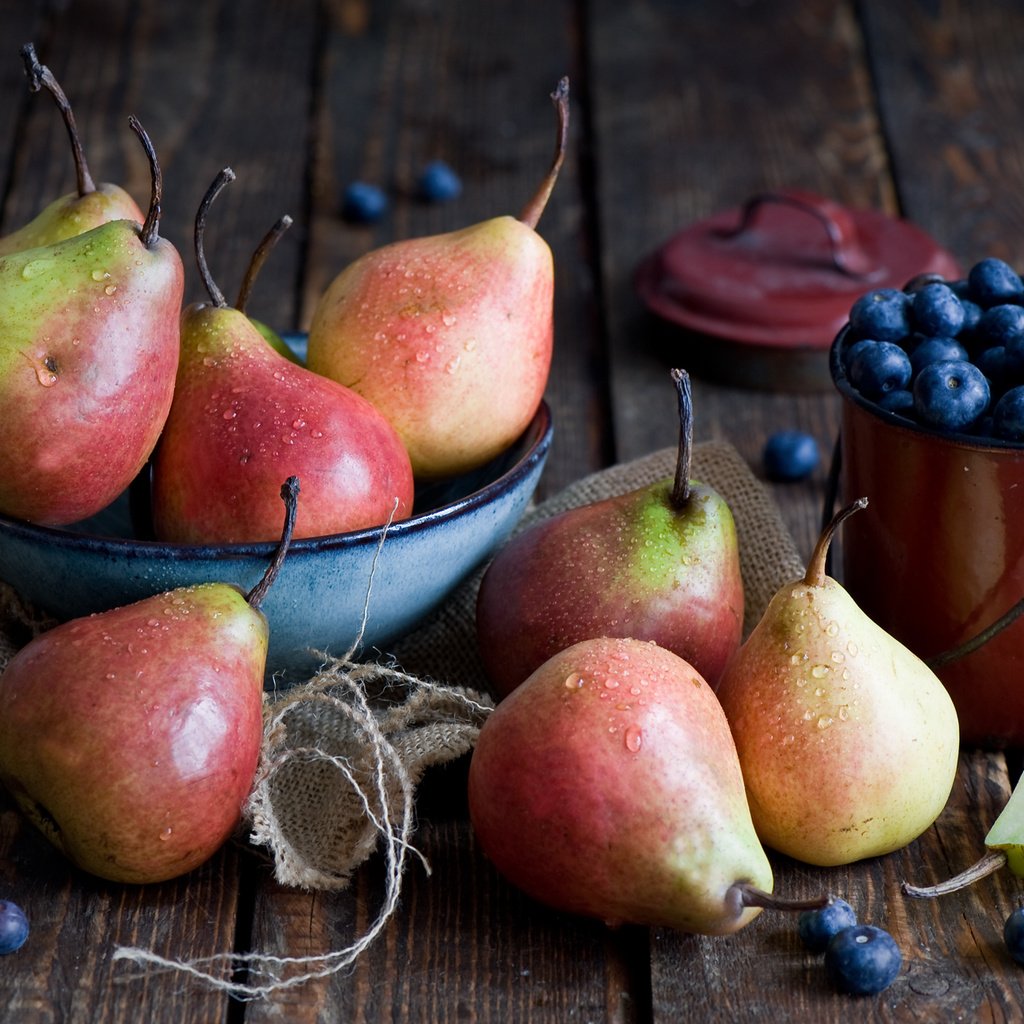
[476,481,743,697]
[0,221,183,524]
[307,216,552,479]
[152,305,415,543]
[468,636,773,935]
[0,583,267,884]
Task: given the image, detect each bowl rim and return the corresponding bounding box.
[0,401,554,559]
[830,324,1024,454]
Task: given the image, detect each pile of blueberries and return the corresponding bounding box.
[839,257,1024,441]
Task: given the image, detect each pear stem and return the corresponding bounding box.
[901,849,1007,899]
[804,496,868,588]
[518,76,570,230]
[21,43,96,197]
[194,167,237,308]
[246,476,301,610]
[127,116,162,248]
[730,881,833,915]
[236,214,293,314]
[669,368,693,509]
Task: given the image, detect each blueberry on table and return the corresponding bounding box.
[911,282,965,337]
[341,182,389,223]
[913,359,990,432]
[846,339,913,399]
[798,897,857,953]
[909,335,969,376]
[848,288,911,342]
[968,257,1024,307]
[993,386,1024,441]
[824,925,902,995]
[762,431,820,482]
[417,160,463,202]
[0,901,28,954]
[1005,907,1024,965]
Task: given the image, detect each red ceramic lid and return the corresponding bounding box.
[635,190,962,350]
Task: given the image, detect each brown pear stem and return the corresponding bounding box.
[804,496,868,588]
[901,849,1007,899]
[127,116,162,248]
[195,167,237,308]
[518,76,570,230]
[236,214,293,314]
[729,881,833,915]
[669,368,693,509]
[21,43,96,196]
[246,477,301,610]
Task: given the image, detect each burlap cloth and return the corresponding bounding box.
[0,441,805,895]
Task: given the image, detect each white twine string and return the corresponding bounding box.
[111,498,490,999]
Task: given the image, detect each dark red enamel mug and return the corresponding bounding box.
[831,326,1024,748]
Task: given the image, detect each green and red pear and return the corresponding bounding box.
[475,368,743,697]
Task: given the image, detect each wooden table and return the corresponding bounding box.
[3,0,1024,1019]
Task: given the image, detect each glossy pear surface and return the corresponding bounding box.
[152,305,415,543]
[476,479,743,697]
[0,583,267,884]
[468,636,773,935]
[715,571,960,867]
[0,184,143,256]
[0,220,183,524]
[307,214,553,479]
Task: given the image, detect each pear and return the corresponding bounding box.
[0,44,144,255]
[0,116,183,525]
[475,368,743,698]
[0,478,299,885]
[468,636,827,934]
[306,78,570,479]
[151,169,415,543]
[714,498,960,867]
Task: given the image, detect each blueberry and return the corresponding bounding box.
[848,289,911,342]
[0,901,28,955]
[993,387,1024,441]
[909,335,969,375]
[762,431,820,482]
[976,304,1024,349]
[968,257,1024,307]
[341,182,389,224]
[846,339,913,399]
[417,160,462,202]
[913,359,991,431]
[798,897,857,953]
[1005,907,1024,964]
[825,925,902,995]
[960,298,984,339]
[976,345,1020,392]
[876,388,914,417]
[911,282,965,337]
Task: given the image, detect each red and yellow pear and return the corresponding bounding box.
[306,78,570,479]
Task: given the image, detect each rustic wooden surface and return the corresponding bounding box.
[2,0,1024,1020]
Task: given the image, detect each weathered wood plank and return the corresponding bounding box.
[0,790,237,1023]
[860,0,1024,269]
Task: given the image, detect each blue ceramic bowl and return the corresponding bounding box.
[0,337,552,685]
